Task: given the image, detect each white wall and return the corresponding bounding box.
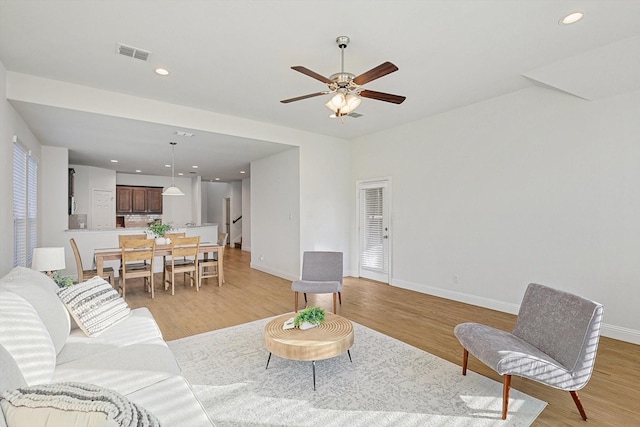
[241,177,251,252]
[251,148,300,279]
[299,137,351,272]
[116,173,194,227]
[204,182,231,226]
[40,146,69,249]
[230,181,242,246]
[0,59,44,275]
[351,85,640,344]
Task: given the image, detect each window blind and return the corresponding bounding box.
[360,187,384,270]
[13,139,37,267]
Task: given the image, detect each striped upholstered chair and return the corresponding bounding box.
[454,283,604,421]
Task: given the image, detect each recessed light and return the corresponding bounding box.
[110,159,118,163]
[240,170,246,174]
[178,172,184,176]
[155,68,169,76]
[174,131,194,137]
[560,11,584,25]
[192,165,198,169]
[165,164,171,168]
[135,170,142,173]
[215,178,220,181]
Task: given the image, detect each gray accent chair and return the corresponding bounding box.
[454,283,604,421]
[291,251,343,313]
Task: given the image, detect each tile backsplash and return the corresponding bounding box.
[68,214,87,229]
[121,214,162,228]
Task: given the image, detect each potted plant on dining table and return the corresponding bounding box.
[147,221,173,245]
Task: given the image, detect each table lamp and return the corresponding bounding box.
[31,247,66,277]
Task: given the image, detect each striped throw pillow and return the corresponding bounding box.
[57,277,130,337]
[0,382,160,427]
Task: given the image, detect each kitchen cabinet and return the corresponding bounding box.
[146,188,163,213]
[116,186,133,213]
[132,187,147,212]
[116,186,163,214]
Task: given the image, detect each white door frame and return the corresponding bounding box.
[357,177,391,283]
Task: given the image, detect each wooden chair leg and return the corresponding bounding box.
[502,374,511,420]
[333,293,337,313]
[150,272,154,299]
[294,292,299,312]
[304,293,307,303]
[462,348,468,375]
[570,391,588,421]
[338,291,342,305]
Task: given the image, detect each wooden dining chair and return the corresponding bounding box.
[118,233,149,271]
[164,236,200,295]
[69,238,115,286]
[198,245,224,288]
[119,238,155,299]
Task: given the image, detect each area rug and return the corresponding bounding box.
[168,317,546,426]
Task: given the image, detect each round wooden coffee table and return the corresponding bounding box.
[264,312,354,390]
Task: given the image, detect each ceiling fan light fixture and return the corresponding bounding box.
[325,100,339,113]
[344,94,361,112]
[330,92,347,108]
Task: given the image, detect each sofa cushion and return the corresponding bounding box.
[126,376,214,427]
[0,345,27,393]
[0,382,159,427]
[57,308,164,365]
[53,338,181,395]
[57,277,131,337]
[0,267,70,354]
[0,291,56,386]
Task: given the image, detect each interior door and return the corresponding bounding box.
[358,179,390,283]
[92,189,114,229]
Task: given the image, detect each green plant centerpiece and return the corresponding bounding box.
[294,306,326,330]
[147,221,172,237]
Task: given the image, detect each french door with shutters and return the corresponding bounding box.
[358,178,390,283]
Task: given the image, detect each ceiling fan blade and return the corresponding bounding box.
[291,66,333,85]
[280,92,328,104]
[353,62,399,85]
[359,89,406,104]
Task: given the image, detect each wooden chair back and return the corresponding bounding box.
[121,238,156,265]
[118,233,148,246]
[69,238,84,281]
[170,236,200,260]
[165,232,186,240]
[218,232,229,246]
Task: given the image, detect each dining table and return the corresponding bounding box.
[94,242,224,286]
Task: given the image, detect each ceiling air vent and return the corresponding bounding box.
[116,43,151,62]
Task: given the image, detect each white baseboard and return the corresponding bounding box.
[392,278,640,345]
[250,263,298,282]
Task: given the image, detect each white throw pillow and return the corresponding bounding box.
[0,382,160,427]
[57,277,131,337]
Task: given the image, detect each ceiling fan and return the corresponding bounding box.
[281,36,406,119]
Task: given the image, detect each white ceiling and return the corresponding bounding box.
[1,0,639,181]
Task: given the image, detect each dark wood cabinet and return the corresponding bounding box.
[116,186,163,214]
[116,186,133,213]
[132,187,147,212]
[146,188,163,213]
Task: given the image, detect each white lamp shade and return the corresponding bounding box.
[32,247,65,272]
[162,185,185,196]
[330,92,347,108]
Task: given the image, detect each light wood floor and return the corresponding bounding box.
[125,247,640,426]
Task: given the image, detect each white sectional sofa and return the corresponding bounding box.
[0,267,214,426]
